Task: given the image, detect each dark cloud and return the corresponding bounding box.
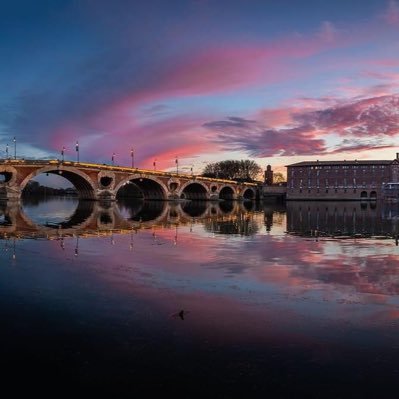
[204,117,325,157]
[295,94,399,136]
[203,94,399,157]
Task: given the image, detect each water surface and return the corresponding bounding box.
[1,198,399,397]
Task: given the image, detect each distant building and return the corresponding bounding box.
[264,164,273,185]
[286,155,399,200]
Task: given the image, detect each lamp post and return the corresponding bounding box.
[5,144,9,159]
[75,141,79,163]
[153,159,156,171]
[175,156,178,175]
[112,152,115,166]
[13,137,16,159]
[131,148,134,168]
[61,146,65,162]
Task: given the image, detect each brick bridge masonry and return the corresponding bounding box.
[0,160,259,201]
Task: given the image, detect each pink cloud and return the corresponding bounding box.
[203,94,399,158]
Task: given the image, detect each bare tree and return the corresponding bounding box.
[273,172,286,184]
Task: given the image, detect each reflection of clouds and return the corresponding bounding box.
[23,198,79,225]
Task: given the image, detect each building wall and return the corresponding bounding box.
[286,162,393,200]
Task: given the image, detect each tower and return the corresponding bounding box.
[264,165,273,185]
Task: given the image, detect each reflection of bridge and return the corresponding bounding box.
[0,159,258,201]
[0,199,260,239]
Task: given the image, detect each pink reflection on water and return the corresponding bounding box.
[46,222,398,344]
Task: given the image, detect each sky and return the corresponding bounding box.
[1,0,399,178]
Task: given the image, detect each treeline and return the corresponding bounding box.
[23,181,78,196]
[202,160,262,182]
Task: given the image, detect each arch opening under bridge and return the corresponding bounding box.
[243,187,256,200]
[20,166,96,200]
[179,182,209,200]
[219,186,235,200]
[116,177,167,200]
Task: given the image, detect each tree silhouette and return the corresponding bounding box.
[202,160,262,182]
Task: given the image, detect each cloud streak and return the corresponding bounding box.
[203,94,399,157]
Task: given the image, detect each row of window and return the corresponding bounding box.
[294,165,387,170]
[292,169,388,176]
[290,179,381,188]
[291,188,376,194]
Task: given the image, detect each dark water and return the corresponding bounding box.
[1,198,399,397]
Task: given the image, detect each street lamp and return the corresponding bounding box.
[61,146,65,162]
[175,156,178,174]
[75,141,79,163]
[5,144,9,159]
[131,148,134,168]
[13,137,16,159]
[112,152,115,166]
[153,159,156,171]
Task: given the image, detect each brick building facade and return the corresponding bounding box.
[286,157,399,200]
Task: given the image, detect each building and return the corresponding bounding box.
[264,164,273,185]
[286,155,399,200]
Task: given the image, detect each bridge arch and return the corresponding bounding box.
[20,166,96,200]
[178,181,209,200]
[115,175,168,200]
[219,185,236,200]
[242,187,256,200]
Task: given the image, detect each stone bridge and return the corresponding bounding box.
[0,159,259,201]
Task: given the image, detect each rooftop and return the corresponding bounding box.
[286,159,396,167]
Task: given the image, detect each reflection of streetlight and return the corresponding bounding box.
[74,235,79,256]
[174,225,178,245]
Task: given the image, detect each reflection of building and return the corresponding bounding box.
[286,201,399,236]
[286,156,399,200]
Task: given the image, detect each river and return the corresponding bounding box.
[1,197,399,397]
